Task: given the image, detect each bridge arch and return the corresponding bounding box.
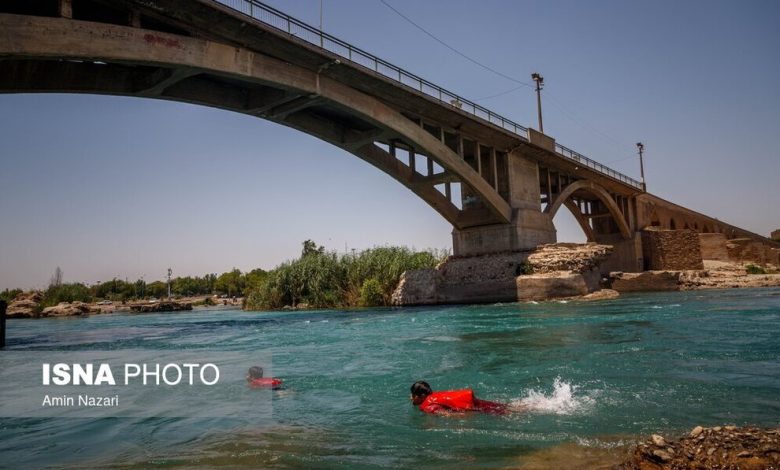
[544,180,631,239]
[0,14,510,230]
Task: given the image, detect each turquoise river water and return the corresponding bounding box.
[1,287,779,469]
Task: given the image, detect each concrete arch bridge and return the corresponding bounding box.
[1,0,777,272]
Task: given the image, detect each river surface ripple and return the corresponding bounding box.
[1,288,778,469]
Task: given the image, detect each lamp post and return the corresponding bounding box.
[167,268,172,299]
[636,142,646,192]
[531,72,544,133]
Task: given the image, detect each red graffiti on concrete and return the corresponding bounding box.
[143,34,183,50]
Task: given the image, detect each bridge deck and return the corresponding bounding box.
[204,0,643,193]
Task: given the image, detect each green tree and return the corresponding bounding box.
[301,239,325,258]
[146,281,167,299]
[134,279,146,299]
[216,269,244,297]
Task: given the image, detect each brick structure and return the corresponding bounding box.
[772,229,780,242]
[726,238,776,265]
[699,233,729,261]
[641,228,704,270]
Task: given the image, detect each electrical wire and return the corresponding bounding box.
[474,85,527,102]
[544,92,635,155]
[378,0,638,165]
[378,0,533,89]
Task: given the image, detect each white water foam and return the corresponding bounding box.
[511,377,595,415]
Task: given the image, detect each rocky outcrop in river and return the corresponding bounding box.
[6,292,42,318]
[621,426,780,469]
[41,301,97,317]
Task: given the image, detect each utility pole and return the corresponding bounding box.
[636,142,646,192]
[531,72,544,134]
[167,268,172,299]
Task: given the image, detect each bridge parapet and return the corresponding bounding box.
[213,0,642,191]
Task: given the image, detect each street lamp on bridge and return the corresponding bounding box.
[531,72,544,134]
[636,142,646,192]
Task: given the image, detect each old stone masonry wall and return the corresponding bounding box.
[392,243,614,305]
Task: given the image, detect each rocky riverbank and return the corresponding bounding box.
[610,260,780,293]
[3,292,200,318]
[620,426,780,469]
[128,300,192,313]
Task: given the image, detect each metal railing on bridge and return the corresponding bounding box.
[214,0,643,190]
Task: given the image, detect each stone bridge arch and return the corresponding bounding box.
[0,13,511,230]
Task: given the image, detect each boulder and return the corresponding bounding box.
[391,269,440,306]
[516,271,590,301]
[610,271,682,292]
[580,289,620,301]
[41,301,93,317]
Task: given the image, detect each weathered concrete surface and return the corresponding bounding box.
[641,228,704,270]
[452,209,556,256]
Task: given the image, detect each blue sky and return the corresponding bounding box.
[1,0,778,289]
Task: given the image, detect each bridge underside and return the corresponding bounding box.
[0,8,515,232]
[2,0,776,273]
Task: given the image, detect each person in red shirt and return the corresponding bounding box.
[246,366,283,390]
[410,380,512,415]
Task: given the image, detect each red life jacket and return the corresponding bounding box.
[249,377,283,389]
[420,389,475,413]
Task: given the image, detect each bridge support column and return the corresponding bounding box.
[452,152,556,256]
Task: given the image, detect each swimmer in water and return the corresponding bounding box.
[246,366,283,389]
[410,380,524,415]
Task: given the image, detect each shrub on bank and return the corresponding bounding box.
[41,283,92,308]
[745,264,767,275]
[244,243,447,310]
